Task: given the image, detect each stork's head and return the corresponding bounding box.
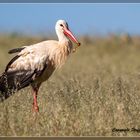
[55,20,81,46]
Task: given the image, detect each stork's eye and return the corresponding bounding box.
[60,24,63,27]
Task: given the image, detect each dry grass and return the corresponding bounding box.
[0,33,140,136]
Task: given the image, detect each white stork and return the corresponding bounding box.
[0,20,81,112]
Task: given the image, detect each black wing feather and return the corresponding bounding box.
[5,55,20,72]
[0,64,47,101]
[0,48,48,101]
[8,47,25,54]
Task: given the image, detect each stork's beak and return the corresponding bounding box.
[64,28,81,46]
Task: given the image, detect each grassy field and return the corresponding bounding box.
[0,33,140,136]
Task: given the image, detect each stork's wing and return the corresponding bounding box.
[4,64,47,91]
[4,45,48,91]
[5,55,20,71]
[0,65,47,100]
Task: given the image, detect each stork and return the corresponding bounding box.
[0,20,81,112]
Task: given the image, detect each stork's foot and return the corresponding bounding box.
[32,103,39,112]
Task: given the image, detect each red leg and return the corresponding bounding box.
[32,87,39,112]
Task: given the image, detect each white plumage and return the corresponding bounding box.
[0,19,80,112]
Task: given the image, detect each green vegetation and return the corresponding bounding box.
[0,33,140,136]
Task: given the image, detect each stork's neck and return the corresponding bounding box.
[56,30,70,44]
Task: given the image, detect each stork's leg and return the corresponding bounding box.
[31,85,40,112]
[32,88,39,112]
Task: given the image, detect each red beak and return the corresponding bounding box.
[64,28,81,46]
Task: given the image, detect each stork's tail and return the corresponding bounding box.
[0,72,17,102]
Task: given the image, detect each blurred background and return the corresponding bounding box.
[0,3,140,35]
[1,3,140,136]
